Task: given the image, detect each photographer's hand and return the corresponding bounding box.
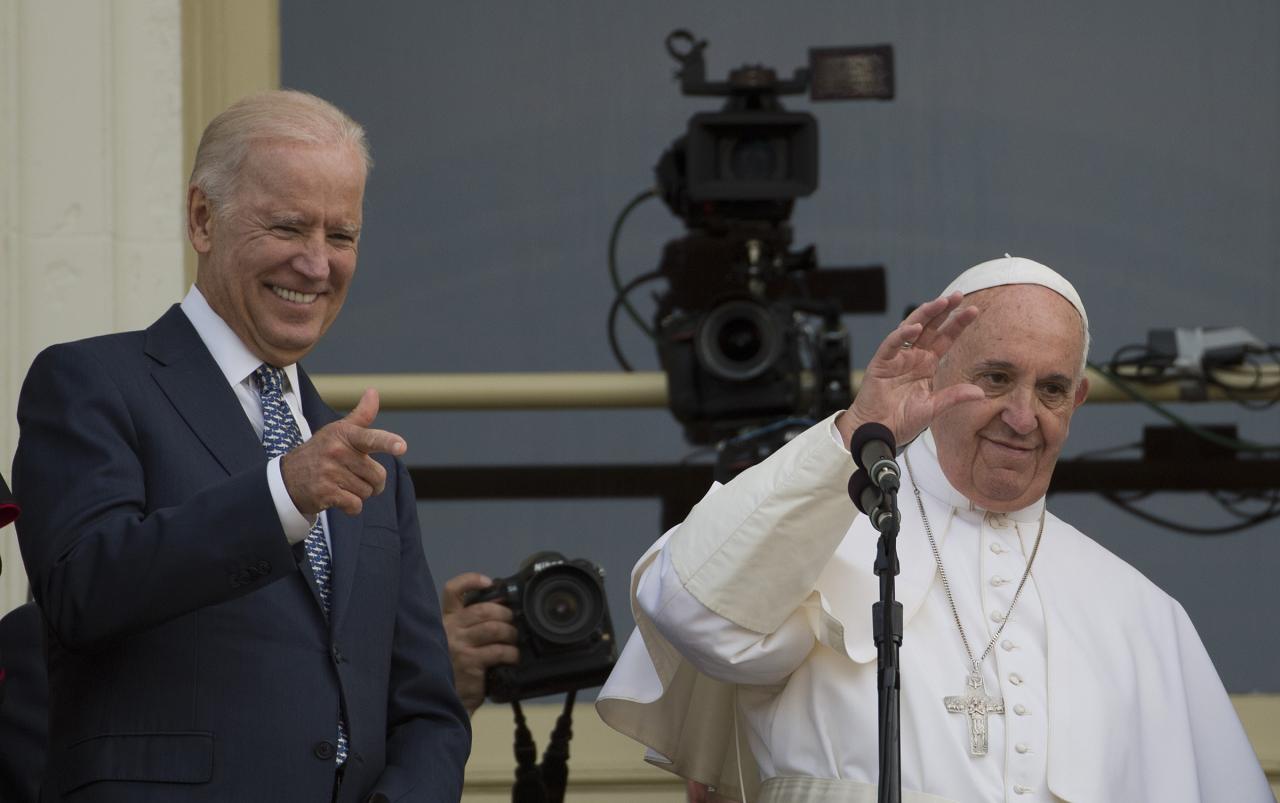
[441,573,519,716]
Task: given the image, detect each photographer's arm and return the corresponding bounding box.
[441,573,519,715]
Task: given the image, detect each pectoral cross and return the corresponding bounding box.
[944,670,1005,756]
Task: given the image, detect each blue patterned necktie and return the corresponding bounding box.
[253,364,348,765]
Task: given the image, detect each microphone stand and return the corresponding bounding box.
[847,421,905,803]
[872,488,903,803]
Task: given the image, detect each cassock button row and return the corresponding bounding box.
[1015,743,1030,754]
[989,543,1007,554]
[990,576,1009,587]
[1001,639,1016,651]
[1014,785,1032,795]
[990,610,1006,623]
[1009,673,1024,685]
[1013,704,1028,716]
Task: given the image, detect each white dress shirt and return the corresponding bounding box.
[179,285,330,554]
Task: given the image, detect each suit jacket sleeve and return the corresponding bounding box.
[351,457,467,801]
[12,342,298,652]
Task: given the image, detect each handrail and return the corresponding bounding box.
[309,367,1278,411]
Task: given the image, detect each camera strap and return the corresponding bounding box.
[508,690,577,803]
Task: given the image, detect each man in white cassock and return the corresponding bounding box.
[597,256,1273,803]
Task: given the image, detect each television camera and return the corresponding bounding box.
[648,31,894,447]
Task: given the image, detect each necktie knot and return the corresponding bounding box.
[253,364,287,398]
[254,364,301,460]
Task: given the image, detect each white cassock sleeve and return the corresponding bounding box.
[597,413,860,800]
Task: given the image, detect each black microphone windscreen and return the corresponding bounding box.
[850,422,896,472]
[847,470,881,517]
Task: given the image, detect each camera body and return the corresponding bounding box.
[464,552,616,703]
[652,230,853,445]
[658,295,851,445]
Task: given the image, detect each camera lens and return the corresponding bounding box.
[544,589,580,625]
[696,299,783,382]
[728,137,778,180]
[525,568,604,645]
[718,317,763,363]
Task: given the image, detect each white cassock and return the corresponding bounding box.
[597,414,1272,803]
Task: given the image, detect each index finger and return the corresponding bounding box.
[347,426,407,456]
[454,601,516,629]
[443,572,495,612]
[869,294,959,363]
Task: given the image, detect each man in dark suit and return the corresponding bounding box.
[12,90,470,802]
[0,600,44,803]
[0,477,45,803]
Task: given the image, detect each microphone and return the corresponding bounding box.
[848,469,896,533]
[850,422,901,493]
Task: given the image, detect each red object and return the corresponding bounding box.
[0,475,16,528]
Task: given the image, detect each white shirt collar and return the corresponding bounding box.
[906,429,1046,523]
[179,285,302,394]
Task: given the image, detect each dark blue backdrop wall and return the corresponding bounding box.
[282,1,1280,692]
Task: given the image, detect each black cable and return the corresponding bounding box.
[679,446,717,465]
[1064,441,1143,462]
[1108,343,1172,384]
[607,270,663,371]
[723,417,817,445]
[1099,491,1280,536]
[1089,361,1280,453]
[1204,346,1280,410]
[1107,341,1280,410]
[1210,488,1280,521]
[607,188,659,339]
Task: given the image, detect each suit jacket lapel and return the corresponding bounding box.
[146,306,264,477]
[147,307,333,622]
[298,368,362,633]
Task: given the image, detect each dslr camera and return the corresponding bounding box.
[464,552,617,703]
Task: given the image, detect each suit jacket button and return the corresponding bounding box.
[313,740,336,760]
[256,560,271,572]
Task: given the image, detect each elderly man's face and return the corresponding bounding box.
[931,284,1089,512]
[189,140,365,367]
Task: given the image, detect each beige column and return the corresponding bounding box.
[0,0,186,613]
[0,0,279,616]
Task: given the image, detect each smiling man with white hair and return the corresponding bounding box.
[598,256,1270,802]
[14,90,469,802]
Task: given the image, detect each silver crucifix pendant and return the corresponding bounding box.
[944,670,1005,756]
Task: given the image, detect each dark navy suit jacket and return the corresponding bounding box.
[13,306,470,802]
[0,602,46,803]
